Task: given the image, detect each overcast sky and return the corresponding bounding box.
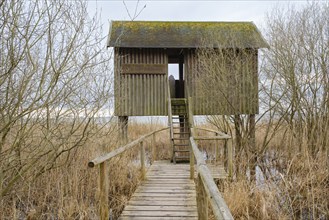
[88,0,309,36]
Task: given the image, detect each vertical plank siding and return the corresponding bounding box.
[114,48,168,116]
[114,47,258,116]
[185,49,259,115]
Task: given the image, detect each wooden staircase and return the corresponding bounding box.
[171,98,190,163]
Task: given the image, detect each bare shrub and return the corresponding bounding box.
[0,0,113,211]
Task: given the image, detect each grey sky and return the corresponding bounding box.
[88,1,309,32]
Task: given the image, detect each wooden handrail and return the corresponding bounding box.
[187,96,234,220]
[88,127,169,167]
[88,126,169,220]
[194,136,231,140]
[190,137,234,220]
[194,127,231,139]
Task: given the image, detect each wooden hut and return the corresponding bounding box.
[107,21,268,160]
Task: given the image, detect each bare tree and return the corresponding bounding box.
[197,40,259,180]
[262,3,329,159]
[0,0,113,198]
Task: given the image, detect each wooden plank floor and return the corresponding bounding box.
[119,161,198,220]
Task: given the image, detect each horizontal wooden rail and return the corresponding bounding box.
[194,127,231,138]
[194,136,230,140]
[88,127,169,167]
[88,126,169,220]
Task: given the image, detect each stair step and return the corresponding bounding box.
[175,156,190,160]
[174,150,190,153]
[172,103,187,105]
[171,98,187,102]
[174,143,189,146]
[173,138,189,140]
[173,127,189,129]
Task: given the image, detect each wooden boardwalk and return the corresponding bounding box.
[119,161,198,220]
[88,121,234,219]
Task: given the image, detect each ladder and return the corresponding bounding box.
[171,98,190,163]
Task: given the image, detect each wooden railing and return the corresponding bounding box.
[193,127,233,178]
[187,97,234,220]
[88,127,169,220]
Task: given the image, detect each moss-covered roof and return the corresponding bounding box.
[107,21,268,49]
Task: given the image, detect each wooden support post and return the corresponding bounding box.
[227,139,233,179]
[190,142,195,180]
[118,116,128,145]
[140,141,146,180]
[249,114,257,182]
[197,174,208,220]
[99,162,109,220]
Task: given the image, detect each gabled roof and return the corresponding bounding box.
[107,21,269,49]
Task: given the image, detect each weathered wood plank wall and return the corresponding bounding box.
[185,49,259,115]
[114,47,258,116]
[115,48,168,116]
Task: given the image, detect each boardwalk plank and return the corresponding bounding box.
[119,161,197,220]
[121,210,197,217]
[119,217,197,220]
[124,205,196,211]
[119,160,228,219]
[127,201,197,206]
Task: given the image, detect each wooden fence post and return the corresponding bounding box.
[196,174,208,220]
[99,162,109,220]
[224,139,228,171]
[215,133,219,162]
[140,141,146,180]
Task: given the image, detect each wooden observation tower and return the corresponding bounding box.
[88,20,269,220]
[107,21,268,163]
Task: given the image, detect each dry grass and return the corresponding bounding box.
[221,123,329,220]
[1,120,327,219]
[222,154,328,220]
[0,120,170,219]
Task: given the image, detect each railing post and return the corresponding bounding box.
[227,139,233,179]
[140,141,146,180]
[99,162,109,220]
[196,174,208,220]
[190,141,195,180]
[224,139,228,171]
[215,133,219,162]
